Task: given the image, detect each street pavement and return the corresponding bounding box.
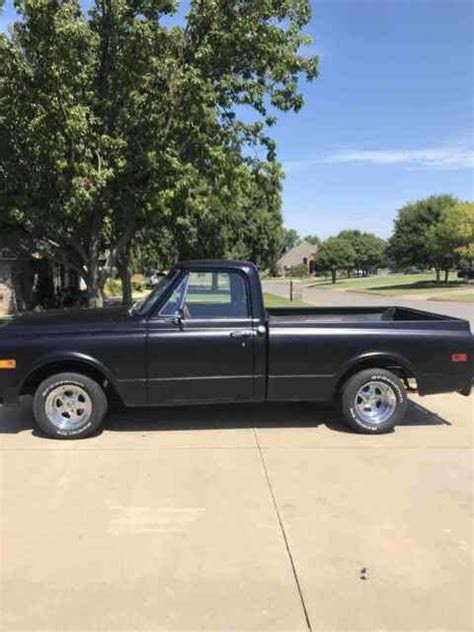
[263,281,474,327]
[1,392,473,631]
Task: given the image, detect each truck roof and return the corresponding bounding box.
[176,259,258,271]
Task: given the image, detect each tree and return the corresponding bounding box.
[0,0,318,307]
[337,230,386,276]
[280,228,301,254]
[454,202,474,266]
[387,195,460,282]
[428,201,474,281]
[304,234,321,247]
[313,236,356,284]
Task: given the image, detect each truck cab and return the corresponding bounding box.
[138,261,267,405]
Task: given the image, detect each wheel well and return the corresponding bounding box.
[21,360,123,406]
[335,357,416,394]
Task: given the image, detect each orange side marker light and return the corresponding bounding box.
[451,353,468,363]
[0,359,16,369]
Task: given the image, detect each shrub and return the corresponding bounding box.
[103,278,122,297]
[289,264,309,278]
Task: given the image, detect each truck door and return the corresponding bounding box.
[146,268,257,404]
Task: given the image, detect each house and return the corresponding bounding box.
[0,247,16,315]
[276,240,318,276]
[0,236,29,315]
[0,235,81,314]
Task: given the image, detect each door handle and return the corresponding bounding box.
[230,330,254,339]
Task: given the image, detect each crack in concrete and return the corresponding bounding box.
[252,426,313,632]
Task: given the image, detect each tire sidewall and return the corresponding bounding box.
[342,369,407,434]
[33,373,107,439]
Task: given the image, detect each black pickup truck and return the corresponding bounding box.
[0,260,472,438]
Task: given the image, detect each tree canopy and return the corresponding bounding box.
[0,0,317,305]
[337,230,386,275]
[387,195,471,281]
[313,235,356,283]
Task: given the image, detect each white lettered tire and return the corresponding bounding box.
[33,372,108,439]
[341,368,407,434]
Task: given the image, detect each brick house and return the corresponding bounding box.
[0,236,29,315]
[276,241,318,276]
[0,251,15,315]
[0,235,81,314]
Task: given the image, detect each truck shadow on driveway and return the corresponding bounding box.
[0,397,451,436]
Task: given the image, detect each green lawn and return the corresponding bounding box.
[263,292,307,307]
[358,283,473,297]
[304,272,473,300]
[307,272,436,290]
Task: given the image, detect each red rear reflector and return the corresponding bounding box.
[451,353,468,363]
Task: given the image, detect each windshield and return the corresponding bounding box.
[130,270,178,316]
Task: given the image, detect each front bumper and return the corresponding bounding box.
[0,388,20,406]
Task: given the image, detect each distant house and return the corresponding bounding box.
[0,235,81,314]
[276,240,318,276]
[0,244,17,315]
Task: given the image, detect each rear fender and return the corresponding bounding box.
[336,351,415,392]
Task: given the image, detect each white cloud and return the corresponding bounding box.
[283,145,474,173]
[325,146,474,170]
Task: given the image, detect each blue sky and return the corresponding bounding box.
[2,0,473,239]
[277,0,474,238]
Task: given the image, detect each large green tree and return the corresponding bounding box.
[313,235,356,284]
[387,195,471,281]
[337,230,386,276]
[427,201,474,281]
[454,202,474,265]
[0,0,317,306]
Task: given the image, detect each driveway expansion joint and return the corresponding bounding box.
[252,427,313,632]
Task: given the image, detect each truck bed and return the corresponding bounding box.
[267,306,470,330]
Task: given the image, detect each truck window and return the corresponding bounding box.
[160,270,249,319]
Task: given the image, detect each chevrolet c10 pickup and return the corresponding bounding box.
[0,260,472,438]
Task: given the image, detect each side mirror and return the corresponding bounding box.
[170,311,185,330]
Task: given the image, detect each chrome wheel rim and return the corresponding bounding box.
[355,380,397,425]
[45,384,92,430]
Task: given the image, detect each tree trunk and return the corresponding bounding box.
[435,268,440,283]
[87,236,103,308]
[118,257,133,307]
[444,268,449,283]
[331,268,337,284]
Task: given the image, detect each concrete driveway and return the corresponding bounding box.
[1,393,473,631]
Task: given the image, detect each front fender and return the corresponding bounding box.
[20,351,117,392]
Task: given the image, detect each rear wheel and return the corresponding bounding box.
[33,372,107,439]
[340,368,407,434]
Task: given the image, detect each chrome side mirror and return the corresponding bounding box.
[170,309,185,330]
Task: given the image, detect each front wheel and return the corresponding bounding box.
[340,368,407,434]
[33,372,108,439]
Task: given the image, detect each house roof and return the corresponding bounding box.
[277,241,318,268]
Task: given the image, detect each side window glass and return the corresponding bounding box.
[184,271,249,318]
[160,270,249,319]
[160,275,189,316]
